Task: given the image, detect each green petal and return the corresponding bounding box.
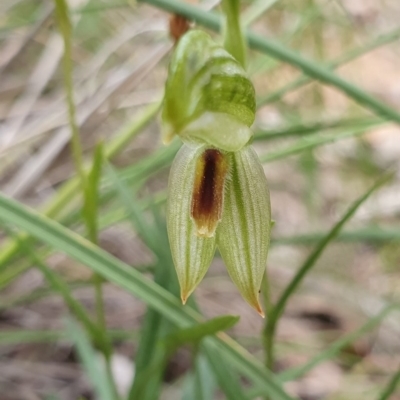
[167,144,217,303]
[217,146,271,316]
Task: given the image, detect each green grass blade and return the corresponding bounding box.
[106,163,174,400]
[82,142,103,244]
[259,121,383,163]
[182,372,196,400]
[107,161,235,400]
[264,174,393,369]
[54,0,85,182]
[273,175,392,322]
[272,228,400,245]
[105,162,159,255]
[0,101,160,278]
[279,304,398,382]
[1,225,111,355]
[254,117,380,141]
[139,0,400,124]
[222,0,246,67]
[193,354,217,400]
[378,367,400,400]
[204,345,250,400]
[164,316,240,351]
[0,143,174,289]
[66,318,115,400]
[258,27,400,106]
[0,193,296,400]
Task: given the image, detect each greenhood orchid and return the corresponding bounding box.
[162,30,271,316]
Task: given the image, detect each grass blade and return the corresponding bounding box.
[0,193,296,400]
[193,354,217,400]
[0,101,161,279]
[66,318,115,400]
[105,162,161,256]
[54,0,85,182]
[378,367,400,400]
[257,27,400,106]
[274,175,392,322]
[82,142,103,244]
[106,162,175,400]
[272,228,400,245]
[164,316,240,351]
[259,122,383,163]
[204,345,250,400]
[2,225,110,354]
[222,0,246,68]
[264,174,393,369]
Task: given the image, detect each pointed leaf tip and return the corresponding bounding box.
[181,295,187,305]
[255,302,265,318]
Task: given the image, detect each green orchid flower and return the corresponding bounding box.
[162,30,271,316]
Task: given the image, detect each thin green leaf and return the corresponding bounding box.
[0,193,296,400]
[82,142,103,244]
[272,228,400,245]
[180,355,217,400]
[257,27,400,106]
[66,318,115,400]
[204,345,249,400]
[193,354,217,400]
[259,121,384,163]
[182,371,196,400]
[254,117,380,141]
[106,162,174,400]
[0,101,161,280]
[264,174,393,368]
[129,343,168,400]
[105,162,160,256]
[222,0,246,67]
[1,225,110,355]
[54,0,85,182]
[275,175,392,321]
[164,316,240,352]
[378,367,400,400]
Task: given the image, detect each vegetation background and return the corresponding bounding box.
[0,0,399,399]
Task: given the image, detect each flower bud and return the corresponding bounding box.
[163,29,271,315]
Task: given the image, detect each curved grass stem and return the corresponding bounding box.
[263,174,392,371]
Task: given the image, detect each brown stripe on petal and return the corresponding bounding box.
[191,149,229,237]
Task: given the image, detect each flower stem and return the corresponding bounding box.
[221,0,246,67]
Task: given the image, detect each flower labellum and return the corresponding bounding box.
[191,148,229,237]
[163,30,272,315]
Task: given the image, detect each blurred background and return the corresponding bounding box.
[0,0,400,399]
